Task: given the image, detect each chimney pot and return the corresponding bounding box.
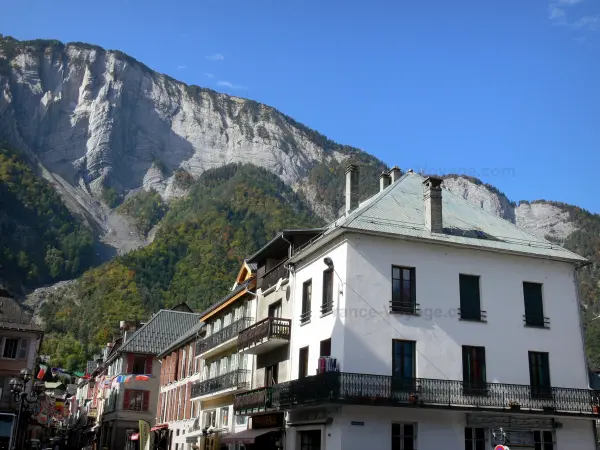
[423,176,443,233]
[388,166,401,183]
[379,171,391,191]
[345,164,360,214]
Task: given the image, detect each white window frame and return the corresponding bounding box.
[391,422,417,450]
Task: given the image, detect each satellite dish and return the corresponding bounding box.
[275,278,283,292]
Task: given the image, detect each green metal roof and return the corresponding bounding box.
[326,172,586,263]
[118,310,201,355]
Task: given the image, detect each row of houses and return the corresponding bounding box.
[68,165,600,450]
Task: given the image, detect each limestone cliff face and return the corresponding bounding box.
[0,37,382,252]
[0,38,581,253]
[442,177,577,242]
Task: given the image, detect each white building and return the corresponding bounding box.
[233,165,598,450]
[188,264,258,449]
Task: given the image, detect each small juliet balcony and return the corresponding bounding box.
[233,386,273,415]
[196,317,253,359]
[237,317,291,355]
[190,369,251,400]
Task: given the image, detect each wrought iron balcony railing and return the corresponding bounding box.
[191,369,250,399]
[234,386,273,414]
[266,372,600,416]
[196,317,252,355]
[237,318,291,351]
[523,314,550,328]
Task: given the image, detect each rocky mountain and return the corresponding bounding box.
[1,36,599,369]
[0,36,384,257]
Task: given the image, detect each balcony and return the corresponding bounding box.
[234,386,273,415]
[196,317,252,359]
[237,318,291,355]
[190,369,251,400]
[259,261,289,291]
[260,372,600,417]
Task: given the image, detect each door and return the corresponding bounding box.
[268,301,282,318]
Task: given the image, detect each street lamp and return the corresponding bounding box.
[9,368,45,450]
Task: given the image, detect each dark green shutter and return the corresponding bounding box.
[460,275,480,320]
[523,282,544,326]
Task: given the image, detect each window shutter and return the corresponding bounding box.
[524,282,544,325]
[123,389,131,409]
[144,356,153,375]
[142,390,150,411]
[167,355,173,383]
[126,353,134,374]
[18,338,28,360]
[184,382,192,419]
[157,392,162,423]
[459,275,480,318]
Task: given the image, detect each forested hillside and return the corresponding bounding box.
[39,164,325,369]
[0,146,96,293]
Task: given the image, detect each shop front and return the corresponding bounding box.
[223,412,284,449]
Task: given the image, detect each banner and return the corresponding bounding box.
[139,420,151,450]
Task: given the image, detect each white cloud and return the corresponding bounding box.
[573,15,600,30]
[549,4,565,20]
[206,53,225,61]
[217,80,246,90]
[177,65,187,70]
[204,72,215,78]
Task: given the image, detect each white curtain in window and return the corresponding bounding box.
[229,353,238,372]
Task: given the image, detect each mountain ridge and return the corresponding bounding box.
[1,35,600,368]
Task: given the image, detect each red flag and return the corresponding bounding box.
[37,366,46,380]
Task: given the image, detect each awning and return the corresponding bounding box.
[151,424,169,431]
[130,433,139,441]
[221,428,279,444]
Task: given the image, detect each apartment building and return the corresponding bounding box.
[0,287,43,450]
[226,229,322,449]
[99,307,200,449]
[156,320,204,450]
[188,263,258,449]
[233,164,599,450]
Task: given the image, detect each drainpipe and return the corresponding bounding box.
[575,263,593,388]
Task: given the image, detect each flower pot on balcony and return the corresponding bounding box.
[593,406,600,414]
[508,401,520,410]
[409,394,418,404]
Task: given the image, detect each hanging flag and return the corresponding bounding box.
[37,364,47,380]
[139,420,152,450]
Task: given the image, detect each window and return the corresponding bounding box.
[533,430,554,450]
[132,355,147,374]
[301,280,312,324]
[299,346,309,378]
[391,266,417,314]
[319,338,331,357]
[524,282,547,327]
[265,364,278,387]
[235,415,247,426]
[392,340,416,390]
[459,274,484,321]
[465,428,485,450]
[529,352,551,399]
[268,301,282,318]
[299,430,321,450]
[462,346,487,395]
[321,269,334,314]
[392,423,416,450]
[123,390,149,411]
[1,338,19,359]
[220,407,229,427]
[203,410,216,428]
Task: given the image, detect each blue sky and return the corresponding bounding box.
[1,0,599,212]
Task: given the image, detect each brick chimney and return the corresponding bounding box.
[379,171,391,191]
[423,177,443,233]
[345,164,359,214]
[389,166,401,183]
